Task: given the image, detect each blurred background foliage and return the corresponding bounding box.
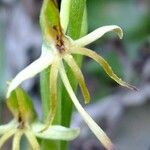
[0,0,150,149]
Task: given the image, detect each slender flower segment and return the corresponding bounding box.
[63,54,90,104]
[0,129,16,149]
[12,131,23,150]
[7,45,54,98]
[25,129,41,150]
[74,25,123,46]
[6,0,137,149]
[42,57,60,131]
[70,47,137,90]
[59,63,115,150]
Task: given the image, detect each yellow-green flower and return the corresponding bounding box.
[0,87,79,150]
[6,0,136,149]
[0,120,79,150]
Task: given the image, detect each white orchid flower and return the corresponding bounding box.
[6,0,136,149]
[7,25,136,98]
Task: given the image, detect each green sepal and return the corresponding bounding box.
[40,0,62,43]
[6,87,37,123]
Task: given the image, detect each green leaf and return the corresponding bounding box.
[32,123,80,141]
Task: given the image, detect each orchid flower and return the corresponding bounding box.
[6,0,136,149]
[0,87,79,150]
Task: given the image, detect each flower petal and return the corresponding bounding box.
[0,120,16,135]
[42,58,60,131]
[64,54,90,104]
[74,25,123,46]
[71,47,137,90]
[0,129,15,149]
[32,123,80,141]
[25,129,40,150]
[59,63,114,150]
[12,130,23,150]
[7,45,54,98]
[60,0,71,33]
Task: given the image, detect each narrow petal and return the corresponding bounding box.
[12,130,23,150]
[74,25,123,46]
[32,123,80,141]
[59,64,114,150]
[0,129,15,149]
[64,54,90,104]
[0,120,16,135]
[60,0,71,33]
[25,129,40,150]
[71,47,137,90]
[7,47,54,98]
[42,58,60,131]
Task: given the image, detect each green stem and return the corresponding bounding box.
[40,0,87,150]
[40,68,50,120]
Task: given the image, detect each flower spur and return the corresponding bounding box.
[6,0,136,149]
